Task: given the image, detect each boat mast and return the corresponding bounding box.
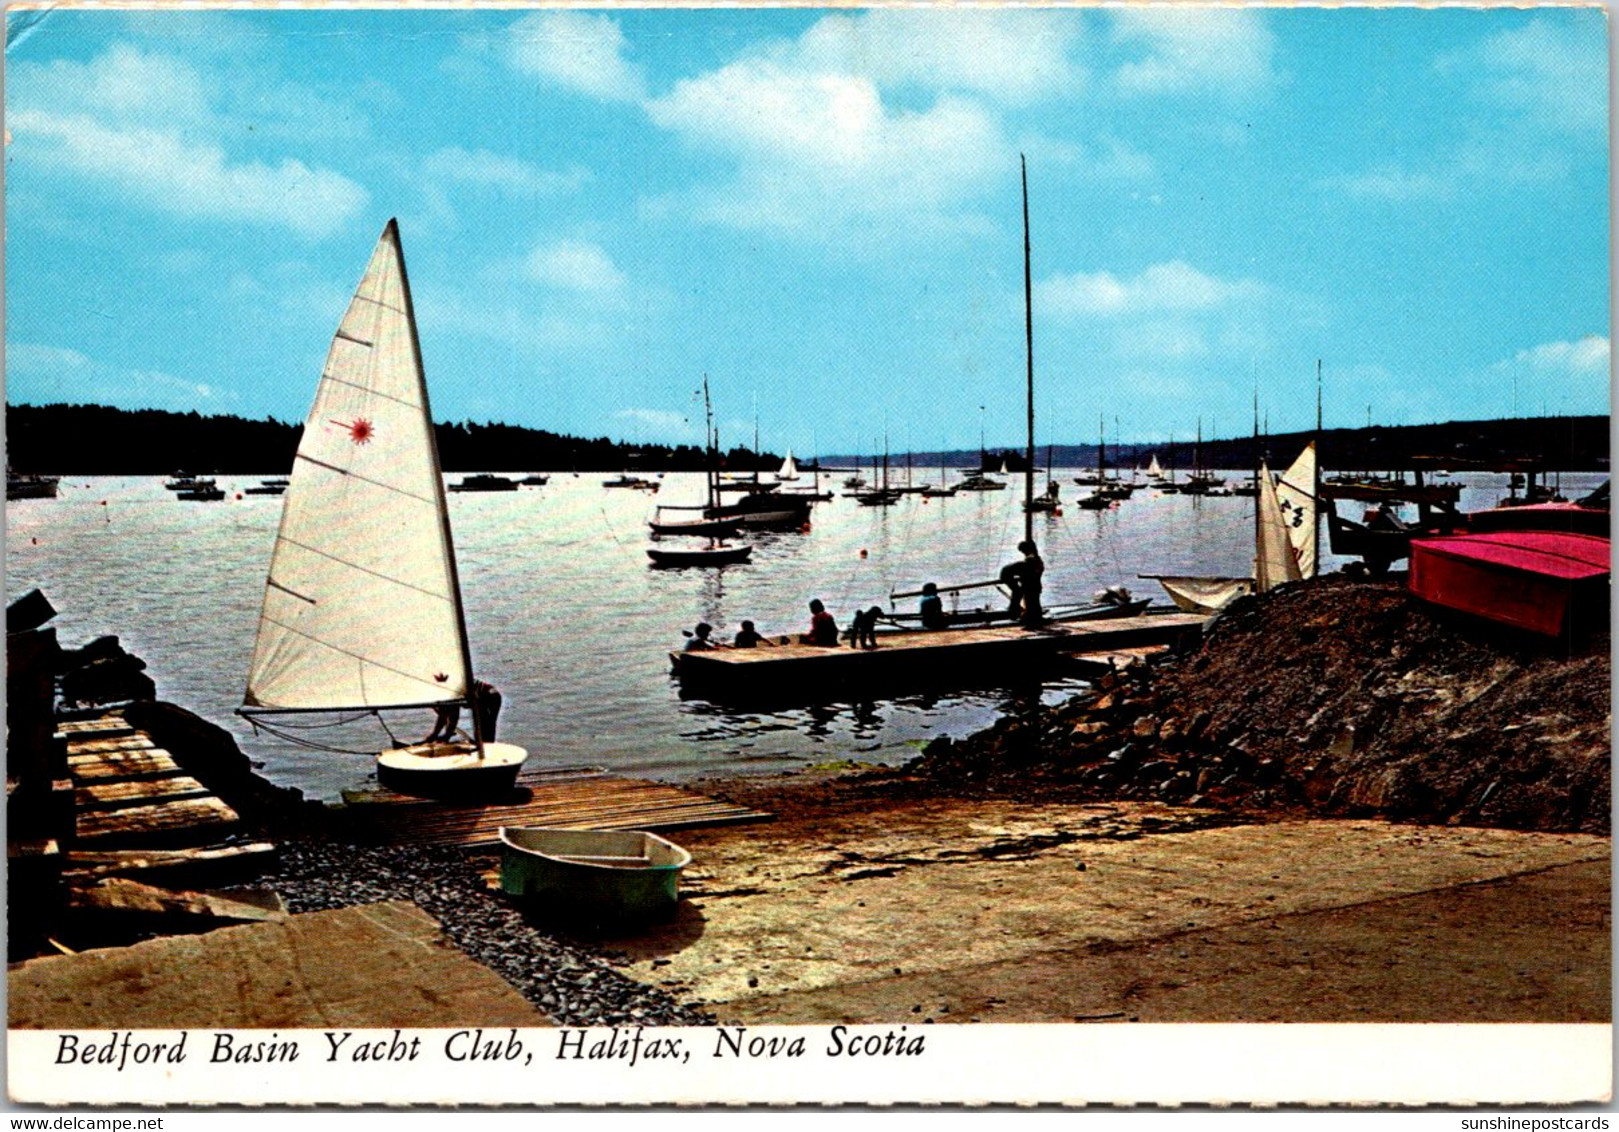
[1314,358,1323,574]
[703,375,716,511]
[1021,154,1035,545]
[390,218,483,757]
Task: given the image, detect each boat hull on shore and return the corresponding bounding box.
[375,740,529,799]
[499,826,691,925]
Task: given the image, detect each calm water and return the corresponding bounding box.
[7,468,1603,800]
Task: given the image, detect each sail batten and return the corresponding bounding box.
[244,220,470,715]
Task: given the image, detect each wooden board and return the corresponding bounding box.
[1064,645,1170,679]
[63,735,155,755]
[340,772,770,848]
[56,717,133,737]
[67,877,286,925]
[75,796,241,847]
[62,842,279,886]
[67,747,181,782]
[74,775,211,812]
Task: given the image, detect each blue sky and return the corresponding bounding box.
[4,5,1610,456]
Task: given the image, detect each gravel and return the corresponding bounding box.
[263,839,716,1028]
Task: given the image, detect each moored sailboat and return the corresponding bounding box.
[239,219,527,798]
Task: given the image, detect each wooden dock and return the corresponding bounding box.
[56,712,277,885]
[671,611,1207,701]
[337,765,772,849]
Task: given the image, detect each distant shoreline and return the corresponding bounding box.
[5,402,1610,476]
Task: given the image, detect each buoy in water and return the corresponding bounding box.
[859,548,868,558]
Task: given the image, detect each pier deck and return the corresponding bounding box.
[337,765,772,848]
[671,611,1207,699]
[57,712,276,883]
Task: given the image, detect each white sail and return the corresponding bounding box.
[1254,459,1304,593]
[244,220,470,712]
[1147,454,1164,478]
[1155,575,1252,614]
[777,449,799,481]
[1275,441,1318,580]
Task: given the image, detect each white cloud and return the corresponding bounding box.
[423,147,589,196]
[1468,17,1607,133]
[792,9,1085,105]
[522,240,628,295]
[647,62,1008,233]
[11,110,367,240]
[1333,165,1456,203]
[1110,10,1277,97]
[1510,336,1611,374]
[505,11,646,103]
[7,342,93,373]
[5,342,230,411]
[1038,261,1266,317]
[7,43,369,239]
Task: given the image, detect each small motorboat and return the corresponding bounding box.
[449,473,518,493]
[647,544,752,568]
[519,474,550,486]
[244,479,288,495]
[499,826,692,926]
[177,478,225,501]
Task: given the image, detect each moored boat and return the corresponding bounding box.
[177,478,226,501]
[450,473,519,493]
[7,470,60,500]
[499,826,692,925]
[648,544,752,568]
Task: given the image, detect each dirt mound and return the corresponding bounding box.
[909,576,1610,833]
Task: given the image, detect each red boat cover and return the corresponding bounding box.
[1413,531,1609,580]
[1409,532,1610,636]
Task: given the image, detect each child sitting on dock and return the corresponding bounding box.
[733,620,771,648]
[919,583,947,630]
[802,600,840,647]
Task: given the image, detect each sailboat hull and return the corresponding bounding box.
[376,741,529,798]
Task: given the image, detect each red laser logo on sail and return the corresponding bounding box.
[331,418,375,445]
[434,672,449,683]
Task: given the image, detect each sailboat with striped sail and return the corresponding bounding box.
[239,219,528,797]
[1144,442,1318,614]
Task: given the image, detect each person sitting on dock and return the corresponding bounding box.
[733,620,771,648]
[919,583,947,630]
[802,600,840,647]
[683,622,718,651]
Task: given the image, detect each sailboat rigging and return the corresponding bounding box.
[239,219,528,797]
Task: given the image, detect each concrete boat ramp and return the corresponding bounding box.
[600,797,1610,1024]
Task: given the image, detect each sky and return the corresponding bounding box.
[3,4,1610,456]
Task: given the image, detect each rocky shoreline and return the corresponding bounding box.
[905,575,1610,834]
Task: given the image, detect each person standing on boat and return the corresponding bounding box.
[423,678,502,744]
[919,583,948,630]
[802,599,840,647]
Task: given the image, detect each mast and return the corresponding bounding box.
[393,218,483,757]
[1252,382,1261,576]
[703,375,716,511]
[1021,154,1035,545]
[1314,359,1323,574]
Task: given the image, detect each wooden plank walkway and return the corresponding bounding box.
[57,712,266,870]
[338,766,771,849]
